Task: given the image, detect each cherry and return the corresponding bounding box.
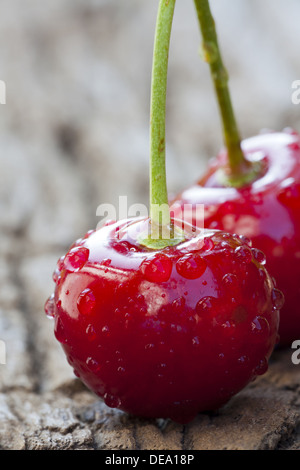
[45,217,280,423]
[45,0,282,423]
[172,131,300,346]
[171,0,296,345]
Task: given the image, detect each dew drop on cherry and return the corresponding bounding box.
[104,393,121,409]
[254,357,269,376]
[141,253,173,283]
[222,273,239,289]
[235,246,253,264]
[86,324,97,341]
[52,269,61,285]
[172,297,186,313]
[239,235,252,247]
[250,316,270,340]
[251,248,266,265]
[44,294,55,318]
[271,288,285,311]
[176,253,207,280]
[86,357,100,372]
[77,289,96,315]
[63,247,89,272]
[196,296,216,315]
[57,256,65,272]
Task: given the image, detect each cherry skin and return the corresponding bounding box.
[171,130,300,346]
[45,217,281,424]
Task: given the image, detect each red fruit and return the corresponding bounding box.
[45,217,280,423]
[172,131,300,346]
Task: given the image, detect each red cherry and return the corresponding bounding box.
[172,131,300,346]
[45,218,280,423]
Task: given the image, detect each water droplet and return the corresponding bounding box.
[141,253,173,283]
[239,235,252,247]
[237,355,250,366]
[172,297,186,313]
[52,269,61,285]
[136,294,145,304]
[145,343,155,350]
[176,253,207,280]
[271,288,285,311]
[86,324,97,341]
[192,336,200,347]
[63,246,89,272]
[222,273,239,290]
[254,357,268,376]
[112,240,131,254]
[101,258,112,267]
[57,256,65,271]
[102,325,110,336]
[104,393,121,409]
[235,246,253,264]
[44,294,55,318]
[250,316,270,340]
[251,248,266,265]
[196,296,217,315]
[77,289,96,315]
[86,357,100,372]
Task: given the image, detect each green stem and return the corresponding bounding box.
[193,0,261,186]
[139,0,185,249]
[149,0,176,227]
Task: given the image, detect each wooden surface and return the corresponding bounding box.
[1,0,300,450]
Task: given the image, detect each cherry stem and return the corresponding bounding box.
[138,0,185,249]
[149,0,176,228]
[193,0,260,186]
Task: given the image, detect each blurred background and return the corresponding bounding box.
[0,0,300,399]
[1,0,300,250]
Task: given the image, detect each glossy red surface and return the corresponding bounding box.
[172,131,300,346]
[45,218,280,423]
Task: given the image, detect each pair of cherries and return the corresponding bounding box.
[44,0,298,424]
[44,129,298,424]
